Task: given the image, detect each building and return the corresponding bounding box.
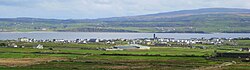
[88,39,99,42]
[106,41,115,44]
[18,37,30,42]
[105,48,123,51]
[153,34,156,39]
[79,40,87,44]
[113,44,150,50]
[8,43,18,48]
[33,44,44,49]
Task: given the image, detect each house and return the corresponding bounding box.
[106,41,115,44]
[8,43,18,48]
[88,39,99,42]
[53,39,65,42]
[79,40,87,44]
[240,48,250,52]
[33,44,43,49]
[18,37,30,42]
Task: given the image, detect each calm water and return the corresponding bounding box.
[0,32,250,40]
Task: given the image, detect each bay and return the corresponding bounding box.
[0,32,249,40]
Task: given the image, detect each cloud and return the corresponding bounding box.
[0,0,250,19]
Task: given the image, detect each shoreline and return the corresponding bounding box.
[2,31,250,34]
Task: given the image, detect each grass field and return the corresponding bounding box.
[0,47,218,70]
[0,40,250,70]
[0,55,220,70]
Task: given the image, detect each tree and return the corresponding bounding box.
[0,43,6,46]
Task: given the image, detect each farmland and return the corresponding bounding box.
[0,40,250,70]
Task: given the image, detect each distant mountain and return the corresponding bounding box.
[0,17,89,24]
[1,8,250,22]
[1,8,250,33]
[96,8,250,22]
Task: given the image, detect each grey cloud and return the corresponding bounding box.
[0,0,41,7]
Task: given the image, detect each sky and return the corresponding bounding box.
[0,0,250,19]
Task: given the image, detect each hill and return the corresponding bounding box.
[96,8,250,22]
[1,8,250,33]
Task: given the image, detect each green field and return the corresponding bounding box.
[0,40,250,70]
[0,47,218,70]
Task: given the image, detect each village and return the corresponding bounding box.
[0,34,241,51]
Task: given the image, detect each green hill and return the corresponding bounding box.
[1,8,250,33]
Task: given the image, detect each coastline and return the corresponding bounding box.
[2,31,250,34]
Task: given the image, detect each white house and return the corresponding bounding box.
[18,37,30,42]
[8,43,18,48]
[34,44,43,49]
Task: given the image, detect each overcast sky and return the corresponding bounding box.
[0,0,250,19]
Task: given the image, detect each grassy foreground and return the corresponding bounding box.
[0,47,219,70]
[0,40,250,70]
